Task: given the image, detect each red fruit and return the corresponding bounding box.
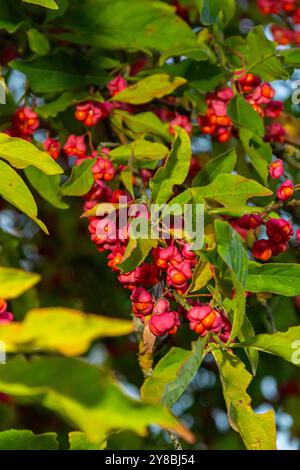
[0,42,18,66]
[149,311,180,337]
[237,214,263,230]
[265,122,286,143]
[130,287,153,318]
[269,159,284,179]
[257,0,281,15]
[12,107,39,137]
[92,158,115,182]
[217,127,232,143]
[0,299,7,313]
[169,113,193,136]
[264,101,284,118]
[153,246,183,270]
[248,83,275,105]
[63,135,86,158]
[43,137,61,160]
[292,6,300,23]
[110,189,132,204]
[271,25,294,45]
[88,218,117,246]
[236,74,261,93]
[107,246,125,271]
[107,75,128,97]
[276,179,294,201]
[167,261,193,289]
[140,168,153,186]
[266,218,293,243]
[180,243,197,266]
[118,271,137,290]
[134,263,159,288]
[0,299,13,324]
[83,181,112,202]
[77,102,113,126]
[187,306,224,336]
[153,299,171,315]
[252,239,273,261]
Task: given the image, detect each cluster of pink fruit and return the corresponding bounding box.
[2,65,298,342]
[198,72,286,143]
[257,0,300,46]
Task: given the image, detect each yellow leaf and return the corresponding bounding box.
[0,308,134,356]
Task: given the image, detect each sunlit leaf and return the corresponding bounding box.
[112,75,186,105]
[60,159,95,197]
[0,133,63,175]
[246,263,300,296]
[0,356,194,444]
[0,160,48,233]
[0,267,40,299]
[213,349,276,450]
[141,338,208,408]
[22,0,58,9]
[0,307,134,356]
[235,327,300,367]
[25,167,68,210]
[150,127,191,205]
[192,148,237,187]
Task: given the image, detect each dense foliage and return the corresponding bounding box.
[0,0,300,450]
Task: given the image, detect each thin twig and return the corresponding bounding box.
[259,299,277,333]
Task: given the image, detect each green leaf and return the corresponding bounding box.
[244,26,290,81]
[237,313,259,376]
[25,167,68,210]
[119,237,157,273]
[215,220,248,339]
[159,60,229,92]
[0,160,47,233]
[174,174,272,215]
[281,48,300,67]
[81,201,125,219]
[110,140,168,165]
[27,29,50,55]
[69,432,106,450]
[22,0,58,8]
[188,256,212,293]
[0,133,63,175]
[60,159,95,197]
[0,267,40,299]
[120,167,134,198]
[192,148,237,187]
[0,430,58,450]
[215,220,248,287]
[197,0,236,27]
[150,127,192,205]
[0,356,194,444]
[213,349,276,450]
[10,50,108,94]
[236,327,300,366]
[113,110,171,141]
[38,91,103,119]
[0,1,27,33]
[0,307,134,356]
[112,75,186,105]
[239,128,272,185]
[141,337,208,408]
[52,0,196,52]
[227,96,265,137]
[246,263,300,296]
[159,43,216,65]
